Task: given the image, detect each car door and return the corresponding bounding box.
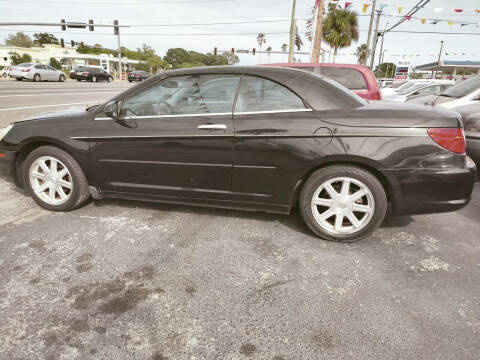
[90,73,241,200]
[231,75,324,207]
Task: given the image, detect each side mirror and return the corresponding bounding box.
[104,101,119,120]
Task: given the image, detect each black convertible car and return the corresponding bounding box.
[0,66,476,242]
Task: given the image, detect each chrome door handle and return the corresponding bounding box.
[198,124,227,130]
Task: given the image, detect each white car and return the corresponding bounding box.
[383,81,454,102]
[407,75,480,109]
[380,79,433,97]
[9,62,66,82]
[1,66,11,78]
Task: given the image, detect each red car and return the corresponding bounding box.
[265,63,381,101]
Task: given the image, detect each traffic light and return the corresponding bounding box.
[61,19,66,31]
[252,48,256,55]
[214,47,217,56]
[60,38,64,47]
[80,42,84,48]
[71,40,75,47]
[231,48,235,55]
[89,20,94,31]
[113,20,119,35]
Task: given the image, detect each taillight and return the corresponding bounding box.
[22,69,31,72]
[82,72,89,75]
[427,128,466,154]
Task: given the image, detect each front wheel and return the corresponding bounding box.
[34,74,41,82]
[299,165,387,242]
[91,76,97,82]
[23,146,90,211]
[107,76,113,82]
[76,79,82,82]
[58,75,65,82]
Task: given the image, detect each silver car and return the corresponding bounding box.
[9,63,66,82]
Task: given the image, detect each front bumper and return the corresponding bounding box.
[0,150,21,187]
[466,136,480,168]
[385,163,477,216]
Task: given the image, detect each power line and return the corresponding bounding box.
[387,0,432,32]
[0,0,235,3]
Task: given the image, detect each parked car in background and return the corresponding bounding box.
[383,81,454,102]
[128,70,151,82]
[265,63,381,100]
[69,66,89,80]
[1,66,12,78]
[447,104,480,168]
[74,66,114,82]
[407,75,480,109]
[381,79,434,97]
[9,63,66,82]
[0,66,475,242]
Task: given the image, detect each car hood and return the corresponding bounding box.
[319,102,462,128]
[15,108,90,123]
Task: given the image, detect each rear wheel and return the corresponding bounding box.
[107,76,113,82]
[91,76,97,82]
[58,75,65,82]
[299,165,387,242]
[16,78,23,81]
[23,146,90,211]
[34,74,41,82]
[76,79,81,82]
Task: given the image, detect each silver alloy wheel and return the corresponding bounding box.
[108,76,112,82]
[29,156,73,206]
[92,76,97,82]
[311,177,375,235]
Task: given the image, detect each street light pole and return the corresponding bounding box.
[369,11,382,69]
[311,0,325,63]
[377,22,388,73]
[288,0,297,63]
[433,40,444,80]
[365,0,377,66]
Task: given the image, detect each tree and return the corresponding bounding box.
[9,52,32,65]
[281,43,288,52]
[266,46,272,63]
[322,3,359,63]
[49,57,62,70]
[355,44,367,65]
[256,33,266,64]
[5,32,34,48]
[374,62,396,78]
[163,48,191,69]
[33,33,59,45]
[221,52,240,65]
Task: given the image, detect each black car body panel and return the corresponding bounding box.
[0,66,476,216]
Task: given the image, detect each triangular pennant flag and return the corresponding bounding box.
[447,21,455,26]
[397,6,404,14]
[405,15,411,21]
[453,9,464,13]
[377,4,388,12]
[445,53,449,55]
[475,10,480,14]
[431,19,441,25]
[345,2,353,9]
[434,8,443,13]
[420,18,426,24]
[362,3,370,13]
[461,23,468,27]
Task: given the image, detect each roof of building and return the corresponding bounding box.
[415,60,480,72]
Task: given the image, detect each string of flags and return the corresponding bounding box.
[312,1,480,28]
[325,51,479,58]
[322,1,480,15]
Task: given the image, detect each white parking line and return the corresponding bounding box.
[0,102,101,112]
[0,91,119,98]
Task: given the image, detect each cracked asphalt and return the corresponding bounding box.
[0,80,479,359]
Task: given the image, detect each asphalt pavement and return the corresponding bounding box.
[0,78,479,360]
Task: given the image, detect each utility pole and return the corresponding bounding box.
[114,20,122,80]
[365,0,377,66]
[288,0,297,63]
[311,0,325,63]
[376,22,388,73]
[369,11,382,69]
[433,40,444,79]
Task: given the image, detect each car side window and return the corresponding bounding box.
[34,65,42,69]
[314,67,368,91]
[120,74,241,117]
[235,75,307,113]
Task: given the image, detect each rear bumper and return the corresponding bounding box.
[385,164,477,216]
[0,150,21,187]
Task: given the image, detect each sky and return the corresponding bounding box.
[0,0,479,68]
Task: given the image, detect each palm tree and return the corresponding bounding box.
[256,33,266,63]
[266,46,272,63]
[355,44,368,65]
[281,43,288,61]
[322,3,359,63]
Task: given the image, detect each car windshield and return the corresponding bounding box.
[441,75,480,98]
[17,63,34,68]
[394,82,418,93]
[397,83,426,95]
[390,81,406,88]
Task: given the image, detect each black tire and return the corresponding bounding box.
[76,79,82,82]
[16,78,23,81]
[91,76,97,82]
[23,146,90,212]
[299,165,387,242]
[128,80,132,83]
[58,75,65,82]
[34,74,41,82]
[108,76,113,82]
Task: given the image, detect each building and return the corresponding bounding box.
[415,60,480,79]
[0,44,140,73]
